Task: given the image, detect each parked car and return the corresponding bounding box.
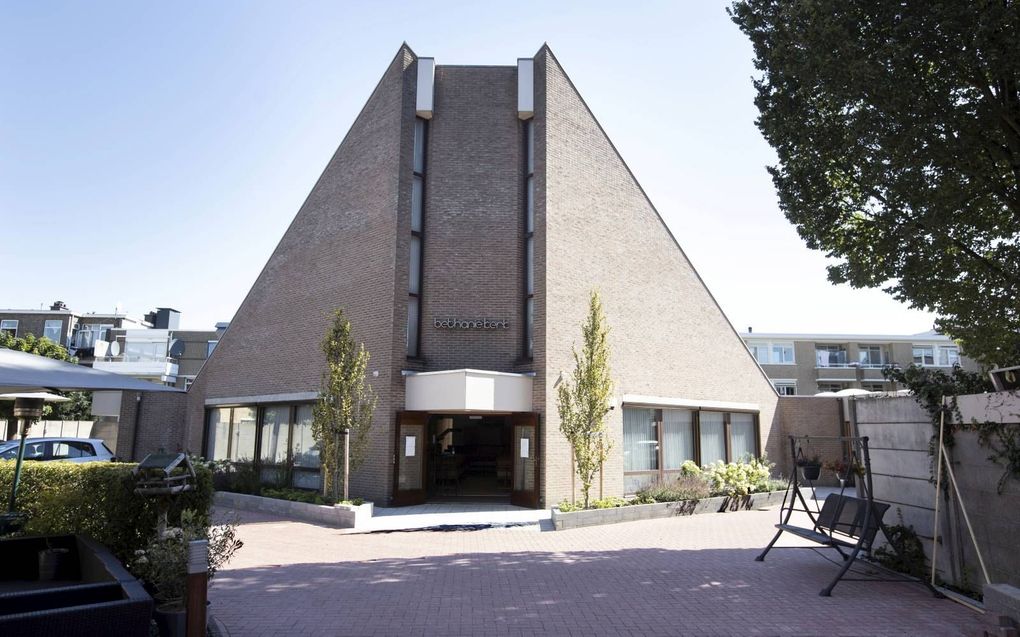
[0,438,116,463]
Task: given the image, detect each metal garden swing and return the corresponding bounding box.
[756,434,941,597]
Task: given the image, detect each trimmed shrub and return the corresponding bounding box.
[635,475,712,503]
[0,459,213,563]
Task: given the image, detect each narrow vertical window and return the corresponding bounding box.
[523,120,535,359]
[407,117,427,357]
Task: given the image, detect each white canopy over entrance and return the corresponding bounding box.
[404,369,533,413]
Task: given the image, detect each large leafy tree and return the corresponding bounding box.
[557,290,614,509]
[311,309,376,501]
[730,1,1020,365]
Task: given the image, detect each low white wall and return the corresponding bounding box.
[1,420,95,441]
[213,491,373,529]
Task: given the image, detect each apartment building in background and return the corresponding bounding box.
[0,301,225,389]
[740,330,981,396]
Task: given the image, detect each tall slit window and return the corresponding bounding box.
[523,120,535,359]
[407,117,427,358]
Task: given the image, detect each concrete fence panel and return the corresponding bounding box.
[854,392,1020,593]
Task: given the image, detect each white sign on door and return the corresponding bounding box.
[405,436,416,457]
[520,438,530,459]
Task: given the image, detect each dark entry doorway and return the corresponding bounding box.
[428,414,512,501]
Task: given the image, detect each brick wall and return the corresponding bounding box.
[117,390,189,460]
[775,395,844,482]
[185,46,416,503]
[416,65,529,373]
[0,312,74,346]
[537,46,781,505]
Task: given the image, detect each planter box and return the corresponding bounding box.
[0,535,153,637]
[551,491,786,531]
[213,492,373,529]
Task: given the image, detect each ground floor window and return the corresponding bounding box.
[622,406,761,494]
[204,402,320,490]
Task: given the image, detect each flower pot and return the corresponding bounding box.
[154,604,186,637]
[799,464,822,481]
[37,548,70,581]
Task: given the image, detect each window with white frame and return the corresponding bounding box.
[936,346,960,367]
[773,381,796,396]
[862,382,886,392]
[43,320,63,343]
[74,323,113,349]
[912,346,935,366]
[0,320,18,337]
[857,344,884,367]
[748,342,769,363]
[815,344,848,367]
[771,343,794,364]
[206,341,218,357]
[746,341,794,364]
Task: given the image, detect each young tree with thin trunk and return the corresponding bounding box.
[557,290,614,509]
[312,309,376,501]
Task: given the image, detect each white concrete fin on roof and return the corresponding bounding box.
[517,58,534,120]
[405,369,533,412]
[415,57,435,119]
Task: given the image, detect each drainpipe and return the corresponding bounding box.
[130,393,143,461]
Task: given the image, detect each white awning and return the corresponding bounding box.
[404,369,533,413]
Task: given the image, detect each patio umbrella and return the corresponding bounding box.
[0,348,182,394]
[0,348,181,531]
[0,391,71,403]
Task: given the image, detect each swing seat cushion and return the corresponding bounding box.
[777,494,890,548]
[775,523,858,548]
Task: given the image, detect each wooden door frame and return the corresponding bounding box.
[509,412,540,508]
[391,411,429,506]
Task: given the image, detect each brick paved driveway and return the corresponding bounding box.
[210,508,979,636]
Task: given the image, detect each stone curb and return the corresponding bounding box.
[551,490,787,530]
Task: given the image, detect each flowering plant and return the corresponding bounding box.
[130,509,243,609]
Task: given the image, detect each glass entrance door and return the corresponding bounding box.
[510,413,539,508]
[392,411,428,506]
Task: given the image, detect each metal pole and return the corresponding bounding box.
[343,428,350,502]
[8,398,43,514]
[186,539,209,637]
[7,418,28,513]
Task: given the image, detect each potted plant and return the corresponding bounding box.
[823,458,849,488]
[131,509,243,637]
[796,454,822,481]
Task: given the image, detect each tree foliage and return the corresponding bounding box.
[730,1,1020,365]
[0,332,92,421]
[311,309,376,501]
[557,290,614,509]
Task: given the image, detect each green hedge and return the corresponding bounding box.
[0,459,213,563]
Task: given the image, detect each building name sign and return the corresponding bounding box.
[433,317,509,330]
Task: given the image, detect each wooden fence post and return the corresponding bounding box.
[186,539,209,637]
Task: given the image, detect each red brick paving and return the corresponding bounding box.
[210,508,980,636]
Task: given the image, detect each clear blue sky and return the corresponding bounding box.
[0,1,937,334]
